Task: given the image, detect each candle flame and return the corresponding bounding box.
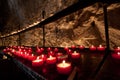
[74,51,77,53]
[118,47,120,49]
[62,60,66,66]
[63,60,65,63]
[32,54,34,56]
[21,52,23,54]
[25,52,27,54]
[37,56,40,59]
[12,49,15,52]
[41,54,44,58]
[117,52,120,55]
[91,45,94,47]
[50,55,52,58]
[99,45,102,47]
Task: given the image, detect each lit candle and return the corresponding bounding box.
[46,56,57,64]
[23,52,29,59]
[67,49,72,54]
[112,52,120,60]
[40,54,47,62]
[3,49,7,53]
[32,57,44,67]
[36,49,41,55]
[114,47,120,52]
[11,49,16,54]
[27,54,37,61]
[71,45,76,50]
[56,60,72,74]
[47,47,52,52]
[48,51,55,56]
[40,48,44,52]
[54,48,58,53]
[79,45,85,50]
[28,48,32,54]
[71,51,80,59]
[64,46,69,51]
[97,45,105,51]
[89,45,96,51]
[18,52,23,57]
[56,52,63,57]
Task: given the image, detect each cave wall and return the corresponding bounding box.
[0,0,120,49]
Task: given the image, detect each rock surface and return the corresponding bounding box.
[0,1,120,49]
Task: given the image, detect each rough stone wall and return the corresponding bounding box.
[0,1,120,49]
[44,3,120,49]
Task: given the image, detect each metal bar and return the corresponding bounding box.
[42,10,45,47]
[43,25,45,47]
[12,58,46,80]
[3,52,46,80]
[92,3,110,78]
[1,0,119,39]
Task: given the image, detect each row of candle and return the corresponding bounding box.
[4,44,106,52]
[66,45,106,51]
[3,47,81,75]
[3,45,120,74]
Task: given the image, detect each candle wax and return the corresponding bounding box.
[112,52,120,60]
[71,45,76,49]
[71,51,80,59]
[40,54,47,61]
[64,47,69,51]
[46,56,56,64]
[79,45,85,50]
[97,45,105,51]
[57,60,71,74]
[114,47,120,52]
[27,54,36,61]
[32,59,44,67]
[89,45,96,51]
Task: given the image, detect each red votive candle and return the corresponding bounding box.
[46,56,57,64]
[40,48,44,52]
[54,48,58,53]
[18,52,23,57]
[79,45,85,50]
[57,60,72,75]
[27,54,37,61]
[28,48,32,54]
[71,51,80,59]
[56,52,63,57]
[89,45,96,51]
[36,49,42,55]
[112,52,120,60]
[32,57,44,67]
[47,47,52,52]
[64,46,69,51]
[97,45,105,51]
[67,49,72,54]
[48,51,55,56]
[3,49,7,53]
[114,47,120,52]
[22,52,28,59]
[40,54,47,62]
[71,45,76,50]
